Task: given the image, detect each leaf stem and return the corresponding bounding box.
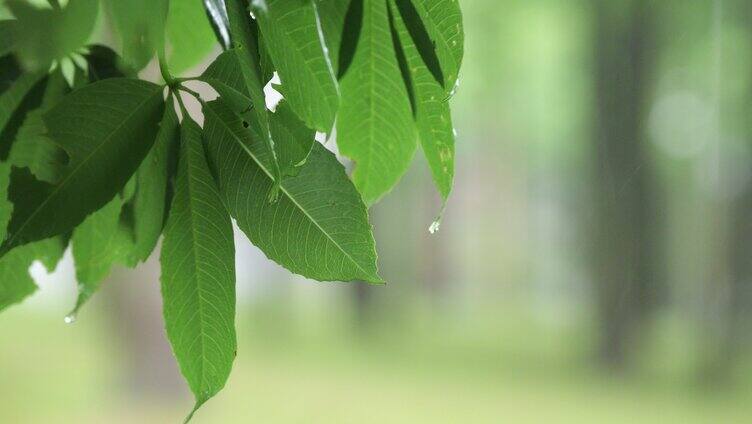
[178,86,205,106]
[158,48,177,87]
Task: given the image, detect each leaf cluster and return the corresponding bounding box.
[0,0,464,419]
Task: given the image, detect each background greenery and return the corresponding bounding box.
[2,0,752,422]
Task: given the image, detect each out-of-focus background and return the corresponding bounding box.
[3,0,752,422]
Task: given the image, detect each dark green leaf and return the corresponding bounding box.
[123,103,180,264]
[336,0,362,78]
[204,99,381,283]
[0,19,18,57]
[391,0,455,200]
[393,0,443,88]
[252,0,339,132]
[200,50,253,114]
[84,45,132,81]
[0,70,47,157]
[0,79,165,255]
[7,0,99,71]
[336,0,417,205]
[161,117,236,420]
[225,0,282,199]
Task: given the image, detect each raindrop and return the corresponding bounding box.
[428,220,441,235]
[64,313,77,325]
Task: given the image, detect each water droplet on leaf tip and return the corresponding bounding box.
[428,220,441,234]
[64,313,77,324]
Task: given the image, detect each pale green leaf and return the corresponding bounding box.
[166,0,217,73]
[203,99,381,283]
[0,71,47,149]
[337,0,417,205]
[391,0,455,200]
[268,100,315,176]
[0,78,165,255]
[0,236,67,313]
[104,0,168,70]
[252,0,339,132]
[161,117,236,420]
[7,0,99,71]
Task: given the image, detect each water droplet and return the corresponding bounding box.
[428,220,441,235]
[64,313,77,324]
[452,128,458,137]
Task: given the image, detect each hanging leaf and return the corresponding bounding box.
[252,0,339,132]
[104,0,168,70]
[0,78,165,255]
[0,235,68,313]
[392,0,444,88]
[391,0,455,200]
[70,191,132,314]
[123,103,180,265]
[225,0,282,199]
[200,50,253,113]
[204,99,382,283]
[0,70,47,157]
[7,0,99,71]
[314,0,351,76]
[161,117,236,421]
[337,0,417,205]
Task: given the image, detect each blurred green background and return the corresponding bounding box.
[3,0,752,422]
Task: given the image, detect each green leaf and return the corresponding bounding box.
[0,78,165,255]
[166,0,217,73]
[314,0,350,75]
[252,0,339,132]
[104,0,168,70]
[161,117,236,420]
[203,0,232,49]
[7,0,99,71]
[123,103,180,264]
[8,70,71,184]
[225,0,282,199]
[337,0,417,205]
[391,0,455,200]
[203,99,381,283]
[71,192,132,313]
[0,235,67,313]
[0,162,10,240]
[410,0,464,94]
[84,45,133,81]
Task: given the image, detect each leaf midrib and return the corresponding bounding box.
[207,105,378,281]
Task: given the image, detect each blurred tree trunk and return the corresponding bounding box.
[591,0,662,370]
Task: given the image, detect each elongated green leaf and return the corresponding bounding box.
[124,103,180,264]
[314,0,350,75]
[166,0,217,73]
[0,162,10,240]
[393,0,443,88]
[0,236,67,313]
[252,0,339,132]
[71,192,132,313]
[0,79,165,255]
[161,117,236,420]
[391,0,454,200]
[104,0,168,70]
[411,0,464,94]
[225,0,281,198]
[7,0,99,71]
[204,99,381,283]
[337,0,417,205]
